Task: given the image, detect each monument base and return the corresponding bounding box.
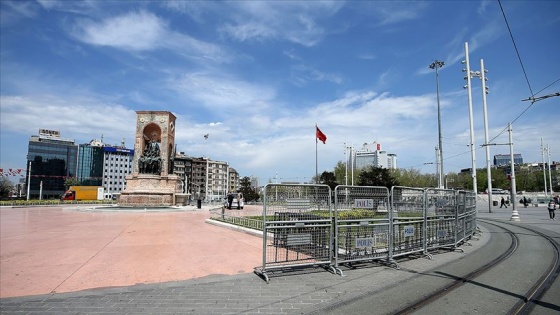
[119,174,181,207]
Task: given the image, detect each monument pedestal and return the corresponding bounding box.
[119,174,181,207]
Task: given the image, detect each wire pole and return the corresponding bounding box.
[26,160,31,201]
[480,59,492,213]
[509,123,520,221]
[464,42,478,197]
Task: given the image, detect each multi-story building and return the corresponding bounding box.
[227,168,240,194]
[387,153,398,169]
[77,139,104,186]
[102,144,134,199]
[353,142,396,170]
[207,159,229,202]
[494,154,523,166]
[77,139,134,199]
[174,155,241,202]
[190,157,208,201]
[26,129,78,199]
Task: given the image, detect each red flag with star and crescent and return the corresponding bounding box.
[316,126,327,144]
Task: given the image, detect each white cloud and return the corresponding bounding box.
[219,1,343,47]
[73,11,167,51]
[0,95,136,146]
[169,73,276,113]
[71,10,232,63]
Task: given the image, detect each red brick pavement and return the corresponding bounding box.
[0,206,263,298]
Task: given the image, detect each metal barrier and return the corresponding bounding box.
[254,184,332,283]
[390,186,427,260]
[425,188,458,252]
[457,190,477,244]
[333,186,391,274]
[255,184,478,282]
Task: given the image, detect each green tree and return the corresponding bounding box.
[318,171,338,190]
[64,177,79,189]
[0,177,14,199]
[238,176,260,202]
[390,168,436,188]
[357,166,399,188]
[333,161,346,185]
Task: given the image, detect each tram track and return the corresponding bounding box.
[484,219,560,315]
[310,219,560,315]
[396,219,560,315]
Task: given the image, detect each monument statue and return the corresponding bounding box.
[139,132,162,174]
[119,111,182,207]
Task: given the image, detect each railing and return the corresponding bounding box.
[254,184,478,283]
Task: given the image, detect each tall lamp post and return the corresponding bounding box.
[429,60,445,189]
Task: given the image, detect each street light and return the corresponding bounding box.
[429,60,445,189]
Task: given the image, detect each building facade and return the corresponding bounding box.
[77,139,104,186]
[173,154,241,202]
[102,145,134,199]
[26,129,78,199]
[77,139,134,199]
[494,154,523,166]
[353,142,396,170]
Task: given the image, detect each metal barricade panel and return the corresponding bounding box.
[463,191,477,239]
[258,184,332,276]
[334,186,390,267]
[390,186,426,258]
[425,189,458,250]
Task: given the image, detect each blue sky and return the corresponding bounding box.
[1,0,559,186]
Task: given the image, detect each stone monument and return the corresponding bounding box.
[119,111,182,207]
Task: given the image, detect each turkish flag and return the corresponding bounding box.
[316,127,327,144]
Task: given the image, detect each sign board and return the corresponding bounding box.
[39,129,60,137]
[355,237,375,248]
[354,199,374,209]
[403,225,415,237]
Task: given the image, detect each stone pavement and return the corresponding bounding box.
[0,200,558,314]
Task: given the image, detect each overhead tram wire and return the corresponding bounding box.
[435,2,558,165]
[484,1,559,144]
[498,0,534,97]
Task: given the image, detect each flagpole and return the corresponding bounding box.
[315,124,318,184]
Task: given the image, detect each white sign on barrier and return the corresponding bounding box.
[354,199,374,208]
[403,225,415,237]
[355,237,374,248]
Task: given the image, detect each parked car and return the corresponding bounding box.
[224,193,244,209]
[485,188,508,195]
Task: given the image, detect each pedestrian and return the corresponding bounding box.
[523,196,528,208]
[548,199,556,220]
[500,197,507,208]
[227,193,234,210]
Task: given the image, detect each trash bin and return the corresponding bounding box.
[197,199,202,209]
[493,200,498,206]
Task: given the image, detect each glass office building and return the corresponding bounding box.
[26,129,78,199]
[494,154,523,166]
[77,140,105,186]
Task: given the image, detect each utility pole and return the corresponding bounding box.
[463,42,477,197]
[26,160,31,201]
[509,123,520,221]
[547,144,553,196]
[542,138,548,196]
[472,59,492,212]
[429,60,445,189]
